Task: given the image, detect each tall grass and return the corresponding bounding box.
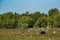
[0,28,60,40]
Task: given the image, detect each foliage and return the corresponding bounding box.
[0,8,60,29]
[18,16,33,28]
[34,16,47,28]
[48,8,59,16]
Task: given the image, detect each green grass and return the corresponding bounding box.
[0,28,60,40]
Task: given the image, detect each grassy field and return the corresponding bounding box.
[0,28,60,40]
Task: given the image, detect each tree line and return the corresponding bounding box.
[0,8,60,29]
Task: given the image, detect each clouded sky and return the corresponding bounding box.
[0,0,60,14]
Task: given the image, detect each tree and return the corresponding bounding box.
[34,16,47,28]
[47,16,55,27]
[48,8,59,16]
[0,19,3,28]
[30,11,41,26]
[0,8,60,29]
[18,16,33,28]
[53,14,60,27]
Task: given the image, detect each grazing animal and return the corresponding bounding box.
[40,28,46,34]
[40,31,45,34]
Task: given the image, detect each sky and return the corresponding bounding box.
[0,0,60,14]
